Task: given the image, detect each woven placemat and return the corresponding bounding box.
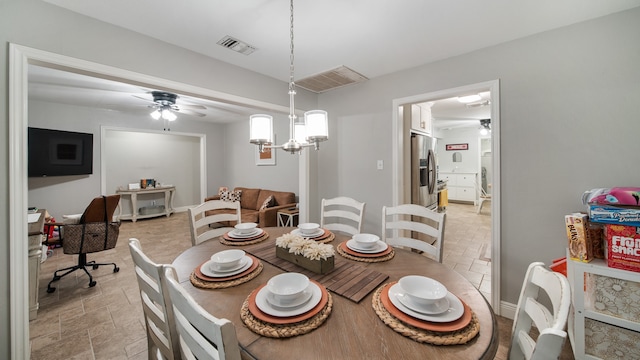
[220,232,269,246]
[314,232,335,244]
[372,285,480,345]
[240,291,333,338]
[336,243,395,263]
[190,262,264,289]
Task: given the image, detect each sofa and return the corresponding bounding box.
[204,187,296,228]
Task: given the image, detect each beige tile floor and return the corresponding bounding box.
[28,203,571,359]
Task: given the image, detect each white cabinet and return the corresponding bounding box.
[567,256,640,359]
[28,210,45,320]
[440,172,477,202]
[411,103,433,135]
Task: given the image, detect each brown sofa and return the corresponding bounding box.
[204,187,296,228]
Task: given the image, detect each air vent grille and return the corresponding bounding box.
[296,66,368,93]
[217,36,257,55]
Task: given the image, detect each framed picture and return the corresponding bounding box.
[445,143,469,151]
[255,136,276,166]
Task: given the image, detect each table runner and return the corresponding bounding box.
[244,241,388,303]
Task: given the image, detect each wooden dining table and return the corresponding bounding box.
[171,227,498,360]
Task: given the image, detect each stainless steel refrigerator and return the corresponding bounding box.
[411,133,437,210]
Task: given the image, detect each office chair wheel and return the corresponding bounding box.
[89,280,97,287]
[47,286,56,293]
[113,267,120,273]
[53,275,61,281]
[93,264,99,270]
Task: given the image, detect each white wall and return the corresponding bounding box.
[317,8,640,306]
[436,127,482,174]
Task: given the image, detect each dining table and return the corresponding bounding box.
[171,227,498,360]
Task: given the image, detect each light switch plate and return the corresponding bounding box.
[377,160,384,170]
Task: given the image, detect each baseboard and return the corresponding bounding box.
[500,300,517,320]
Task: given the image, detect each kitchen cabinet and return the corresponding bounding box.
[439,172,477,202]
[567,255,640,359]
[411,103,433,135]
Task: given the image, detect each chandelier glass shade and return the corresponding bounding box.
[150,106,177,121]
[249,0,328,154]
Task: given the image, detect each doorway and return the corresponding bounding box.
[391,80,501,313]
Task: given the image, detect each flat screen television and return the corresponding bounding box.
[28,127,93,177]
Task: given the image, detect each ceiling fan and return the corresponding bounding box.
[134,91,207,118]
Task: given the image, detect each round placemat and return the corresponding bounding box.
[336,242,395,263]
[372,284,480,345]
[220,232,269,246]
[190,262,263,289]
[315,231,335,244]
[240,290,333,338]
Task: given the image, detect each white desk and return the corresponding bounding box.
[117,186,175,222]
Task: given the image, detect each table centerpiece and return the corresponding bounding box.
[275,233,335,274]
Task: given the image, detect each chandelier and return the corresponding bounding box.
[249,0,328,154]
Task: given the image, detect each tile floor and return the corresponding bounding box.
[28,203,572,359]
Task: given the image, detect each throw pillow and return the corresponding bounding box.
[220,189,242,202]
[259,195,274,210]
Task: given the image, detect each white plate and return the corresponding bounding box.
[228,228,262,238]
[291,228,324,238]
[266,284,314,309]
[346,239,388,253]
[397,293,450,315]
[388,284,464,322]
[256,282,322,317]
[200,256,252,277]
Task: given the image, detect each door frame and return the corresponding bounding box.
[391,80,501,313]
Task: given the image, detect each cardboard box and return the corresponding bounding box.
[566,213,595,262]
[605,224,640,272]
[589,204,640,227]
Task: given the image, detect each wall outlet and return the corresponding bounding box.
[377,160,384,170]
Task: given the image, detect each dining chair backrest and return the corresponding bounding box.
[128,238,180,360]
[509,262,571,360]
[320,196,366,236]
[381,204,446,263]
[474,179,492,214]
[163,265,242,360]
[188,200,241,246]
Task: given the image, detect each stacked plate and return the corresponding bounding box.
[389,275,464,323]
[254,273,323,317]
[345,234,389,255]
[291,223,325,239]
[200,250,254,278]
[225,223,265,241]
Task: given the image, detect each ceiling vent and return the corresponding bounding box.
[217,36,257,55]
[466,100,491,108]
[296,66,368,93]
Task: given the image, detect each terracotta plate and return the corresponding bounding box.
[339,241,393,258]
[379,282,472,332]
[223,229,266,242]
[194,255,259,282]
[248,280,328,325]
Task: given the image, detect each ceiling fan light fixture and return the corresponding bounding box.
[150,109,161,120]
[457,94,482,103]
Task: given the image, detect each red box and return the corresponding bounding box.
[605,224,640,272]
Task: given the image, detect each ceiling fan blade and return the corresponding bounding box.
[179,103,207,110]
[132,94,155,104]
[177,108,206,117]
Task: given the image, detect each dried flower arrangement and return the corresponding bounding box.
[275,233,335,274]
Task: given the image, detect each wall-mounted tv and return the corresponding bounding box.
[28,127,93,177]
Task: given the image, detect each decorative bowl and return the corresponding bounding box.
[352,233,380,249]
[234,222,257,235]
[210,249,245,271]
[398,275,448,307]
[298,223,320,236]
[267,272,310,305]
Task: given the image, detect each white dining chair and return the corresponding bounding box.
[162,265,242,360]
[509,262,571,360]
[188,200,241,246]
[474,180,492,215]
[128,238,180,360]
[320,196,366,236]
[381,204,446,263]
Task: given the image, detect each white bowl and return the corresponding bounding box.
[234,222,257,235]
[398,275,448,307]
[352,233,380,249]
[267,273,310,305]
[298,223,320,236]
[210,249,245,271]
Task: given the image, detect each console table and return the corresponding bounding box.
[116,186,175,222]
[28,209,46,320]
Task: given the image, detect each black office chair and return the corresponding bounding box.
[47,195,121,293]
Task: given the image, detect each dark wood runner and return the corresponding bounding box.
[244,241,388,303]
